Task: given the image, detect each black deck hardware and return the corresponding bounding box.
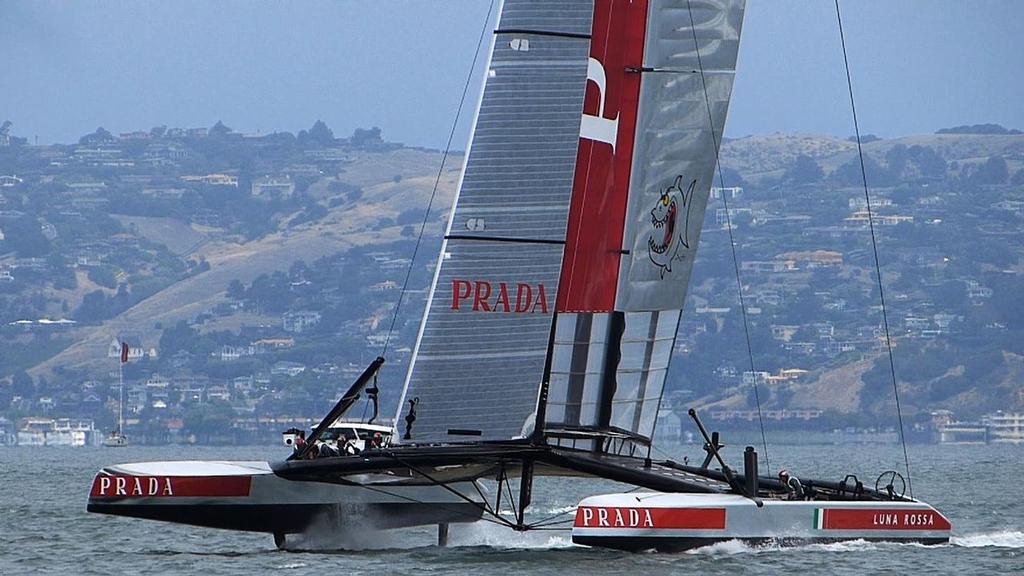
[290,356,384,461]
[744,446,759,496]
[403,397,419,441]
[688,409,762,506]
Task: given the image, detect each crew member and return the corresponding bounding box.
[778,469,804,500]
[369,432,383,450]
[304,443,320,460]
[318,442,340,458]
[342,436,361,456]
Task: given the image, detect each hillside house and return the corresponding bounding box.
[252,175,295,198]
[271,361,306,377]
[282,311,321,333]
[777,250,843,268]
[219,345,254,362]
[181,173,238,187]
[0,175,23,187]
[107,337,155,361]
[710,186,743,200]
[966,280,993,304]
[252,338,295,353]
[845,211,913,226]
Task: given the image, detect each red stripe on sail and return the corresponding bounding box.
[120,342,130,364]
[556,0,648,313]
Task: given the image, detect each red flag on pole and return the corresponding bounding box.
[120,342,130,364]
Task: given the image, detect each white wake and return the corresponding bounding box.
[951,531,1024,548]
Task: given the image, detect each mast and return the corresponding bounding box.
[118,341,127,438]
[118,359,124,435]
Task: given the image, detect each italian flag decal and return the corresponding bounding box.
[813,508,825,530]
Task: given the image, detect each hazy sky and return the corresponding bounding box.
[2,1,1021,147]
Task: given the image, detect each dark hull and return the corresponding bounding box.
[87,501,485,533]
[86,460,486,535]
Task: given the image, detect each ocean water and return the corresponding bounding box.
[1,441,1021,575]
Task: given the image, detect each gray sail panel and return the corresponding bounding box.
[404,241,564,442]
[645,0,744,72]
[616,0,743,312]
[596,0,743,442]
[608,310,681,438]
[499,0,594,35]
[545,313,609,430]
[397,0,594,443]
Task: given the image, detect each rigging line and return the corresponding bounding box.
[525,508,576,530]
[527,517,575,530]
[381,451,518,528]
[379,0,496,358]
[353,481,511,528]
[834,0,912,499]
[685,0,770,473]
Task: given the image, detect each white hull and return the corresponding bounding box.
[102,434,128,448]
[88,460,486,536]
[572,493,951,552]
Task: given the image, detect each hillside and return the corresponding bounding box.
[0,122,1021,439]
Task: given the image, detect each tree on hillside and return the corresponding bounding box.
[906,145,947,180]
[12,371,34,397]
[78,127,115,145]
[967,155,1009,186]
[831,155,893,187]
[159,320,199,357]
[350,126,383,148]
[226,279,245,301]
[783,154,824,183]
[298,120,335,147]
[936,123,1022,135]
[6,215,51,257]
[209,120,232,138]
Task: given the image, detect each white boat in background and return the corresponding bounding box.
[103,341,129,447]
[89,0,950,551]
[102,430,128,448]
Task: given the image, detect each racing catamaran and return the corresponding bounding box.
[88,0,950,551]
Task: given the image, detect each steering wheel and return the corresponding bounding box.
[874,470,906,499]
